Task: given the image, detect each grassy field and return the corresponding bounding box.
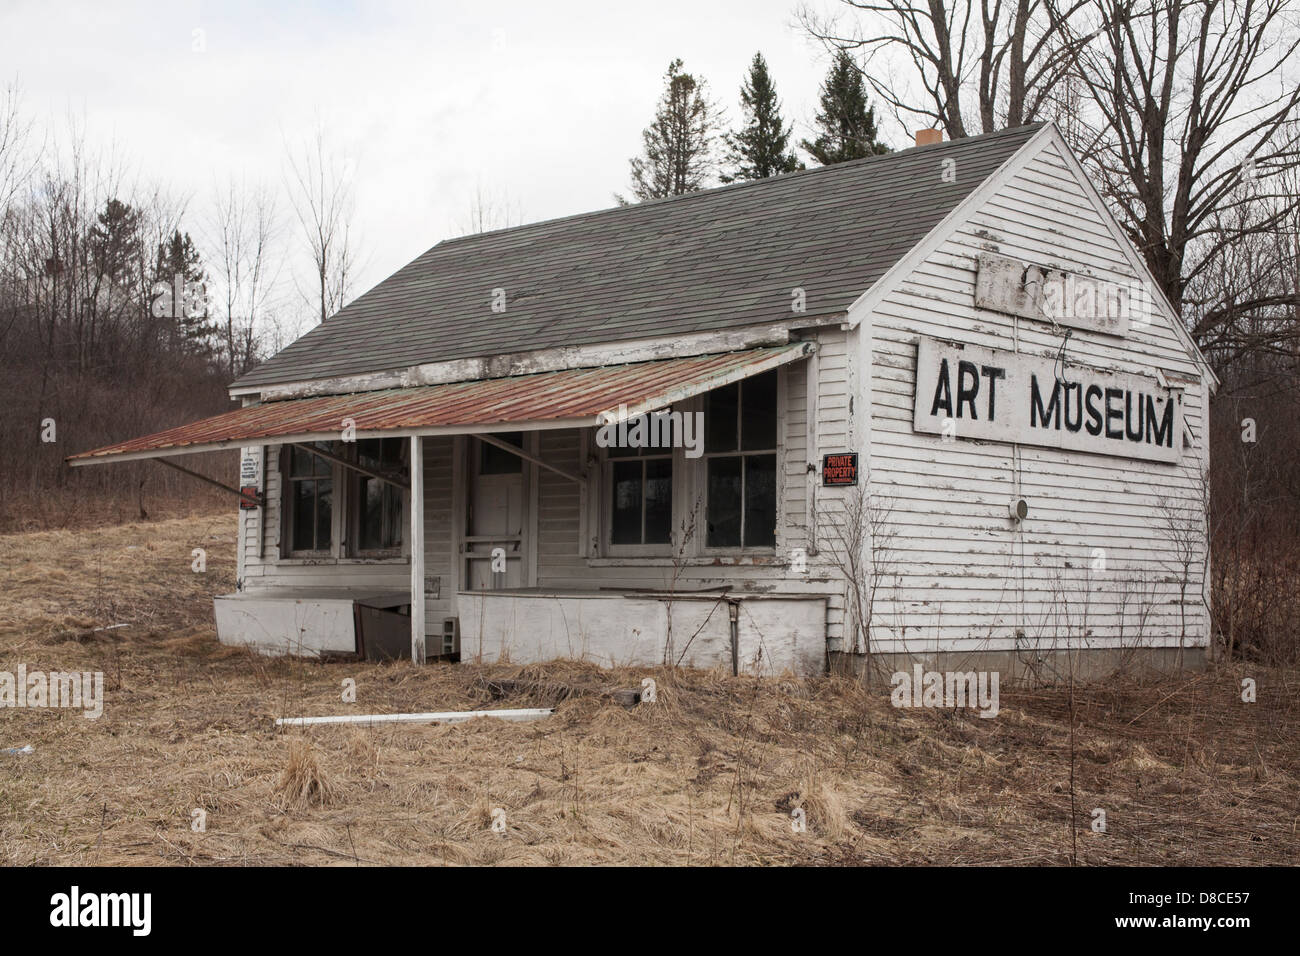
[0,514,1296,866]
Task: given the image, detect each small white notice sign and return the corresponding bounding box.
[239,451,260,485]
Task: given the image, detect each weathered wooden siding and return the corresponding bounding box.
[860,135,1210,658]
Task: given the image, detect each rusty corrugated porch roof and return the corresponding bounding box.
[66,344,813,465]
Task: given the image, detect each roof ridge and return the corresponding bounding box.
[435,122,1047,248]
[231,122,1047,392]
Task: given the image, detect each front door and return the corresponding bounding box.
[463,433,526,590]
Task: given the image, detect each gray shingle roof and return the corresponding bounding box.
[232,124,1043,391]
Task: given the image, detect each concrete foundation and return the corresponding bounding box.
[458,589,828,678]
[214,589,409,658]
[830,645,1208,688]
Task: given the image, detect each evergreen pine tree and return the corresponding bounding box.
[801,51,889,165]
[152,230,216,356]
[627,59,721,201]
[721,53,801,183]
[88,199,143,286]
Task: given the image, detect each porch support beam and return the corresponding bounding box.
[291,441,411,491]
[477,433,584,484]
[154,458,263,508]
[410,435,426,664]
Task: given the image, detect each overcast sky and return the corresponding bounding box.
[2,0,870,313]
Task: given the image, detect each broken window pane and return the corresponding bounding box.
[743,454,776,548]
[706,456,742,547]
[480,432,524,474]
[611,459,643,544]
[644,457,673,545]
[706,382,739,453]
[742,370,778,450]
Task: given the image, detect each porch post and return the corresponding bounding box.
[410,434,426,664]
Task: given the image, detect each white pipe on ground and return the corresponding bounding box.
[275,707,553,727]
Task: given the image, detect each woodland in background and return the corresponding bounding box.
[0,94,353,531]
[1,0,1298,662]
[0,122,243,530]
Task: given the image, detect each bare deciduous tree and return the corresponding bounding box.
[208,177,282,377]
[0,80,37,219]
[799,0,1300,365]
[285,123,358,325]
[1155,464,1211,670]
[816,482,898,676]
[1064,0,1300,355]
[457,182,523,236]
[0,80,37,356]
[796,0,1094,138]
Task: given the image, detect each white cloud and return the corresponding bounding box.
[3,0,837,312]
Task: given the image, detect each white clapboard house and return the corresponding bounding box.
[69,123,1216,680]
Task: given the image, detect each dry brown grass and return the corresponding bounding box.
[0,478,232,534]
[0,515,1296,866]
[274,739,339,811]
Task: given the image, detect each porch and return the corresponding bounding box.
[65,342,835,674]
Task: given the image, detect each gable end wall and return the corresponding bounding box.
[861,136,1210,659]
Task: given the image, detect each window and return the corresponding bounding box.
[282,439,408,560]
[704,370,778,549]
[351,438,406,554]
[607,418,673,548]
[285,443,333,555]
[610,453,673,546]
[479,432,524,474]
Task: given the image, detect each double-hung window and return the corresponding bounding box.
[703,369,778,549]
[282,439,406,559]
[284,442,334,556]
[607,419,673,550]
[351,438,406,555]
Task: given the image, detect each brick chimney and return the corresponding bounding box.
[915,128,943,147]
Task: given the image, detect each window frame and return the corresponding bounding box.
[281,442,338,558]
[592,370,785,560]
[278,440,411,564]
[603,444,676,557]
[700,370,781,554]
[346,437,409,559]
